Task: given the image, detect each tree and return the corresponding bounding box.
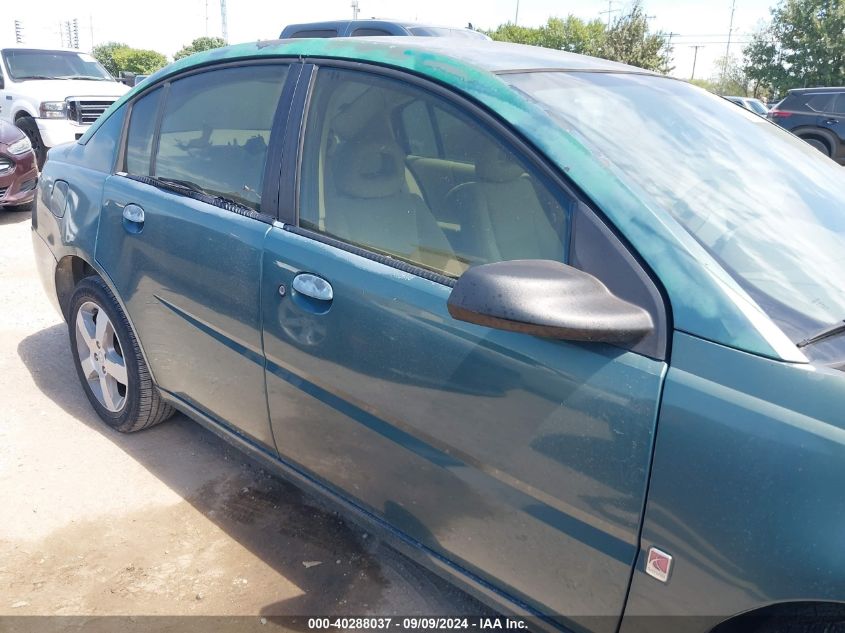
[743,0,845,97]
[174,37,227,61]
[603,3,673,73]
[487,2,672,73]
[112,48,168,75]
[713,55,751,95]
[92,42,130,77]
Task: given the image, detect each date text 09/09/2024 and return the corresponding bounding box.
[307,618,529,630]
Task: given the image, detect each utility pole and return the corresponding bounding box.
[514,0,519,25]
[14,20,23,44]
[72,18,79,49]
[205,0,209,36]
[220,0,228,43]
[723,0,736,79]
[351,0,360,20]
[599,0,619,27]
[90,14,95,49]
[690,45,704,80]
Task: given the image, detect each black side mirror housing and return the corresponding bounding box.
[447,260,654,343]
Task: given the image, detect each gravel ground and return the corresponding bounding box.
[0,206,486,631]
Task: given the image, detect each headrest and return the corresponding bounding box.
[331,88,387,139]
[475,145,525,183]
[332,140,405,199]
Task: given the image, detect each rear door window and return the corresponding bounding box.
[153,64,289,211]
[124,87,162,175]
[351,28,393,36]
[290,29,338,38]
[803,93,835,112]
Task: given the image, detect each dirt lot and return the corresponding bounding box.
[0,208,484,630]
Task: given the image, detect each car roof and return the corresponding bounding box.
[174,36,647,76]
[787,86,845,93]
[0,46,91,54]
[282,19,471,30]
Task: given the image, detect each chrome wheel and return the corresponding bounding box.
[74,300,128,413]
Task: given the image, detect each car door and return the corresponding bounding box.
[819,92,845,158]
[95,62,295,449]
[262,64,668,631]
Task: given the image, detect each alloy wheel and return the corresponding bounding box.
[74,300,128,412]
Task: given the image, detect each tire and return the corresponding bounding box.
[15,116,47,169]
[801,136,832,157]
[68,276,174,432]
[734,604,845,633]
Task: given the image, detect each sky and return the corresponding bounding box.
[0,0,777,80]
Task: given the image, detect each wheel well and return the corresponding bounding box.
[711,601,845,633]
[14,111,32,122]
[796,131,834,153]
[55,256,98,321]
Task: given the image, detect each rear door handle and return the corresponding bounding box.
[292,273,333,301]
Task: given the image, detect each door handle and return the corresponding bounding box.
[292,273,333,301]
[122,203,145,234]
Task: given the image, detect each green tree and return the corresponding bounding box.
[713,55,751,95]
[603,3,673,72]
[488,2,672,73]
[112,48,168,75]
[174,36,227,61]
[92,41,130,77]
[743,0,845,97]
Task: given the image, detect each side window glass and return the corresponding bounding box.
[832,93,845,115]
[125,88,162,175]
[804,94,834,112]
[154,64,289,211]
[399,101,438,157]
[351,28,392,36]
[434,107,487,163]
[299,68,573,278]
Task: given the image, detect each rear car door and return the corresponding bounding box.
[262,64,668,630]
[820,92,845,161]
[95,62,295,448]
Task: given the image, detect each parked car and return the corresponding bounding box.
[280,19,490,39]
[724,95,769,116]
[32,38,845,633]
[0,46,128,167]
[0,119,37,209]
[769,86,845,163]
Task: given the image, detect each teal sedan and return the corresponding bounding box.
[31,38,845,633]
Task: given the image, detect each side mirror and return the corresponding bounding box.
[447,260,653,343]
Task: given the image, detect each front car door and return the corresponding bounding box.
[95,62,295,448]
[262,64,668,630]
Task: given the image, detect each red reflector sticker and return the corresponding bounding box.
[646,547,673,583]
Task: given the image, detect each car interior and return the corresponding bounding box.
[299,69,570,277]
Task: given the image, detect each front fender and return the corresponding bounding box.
[621,332,845,633]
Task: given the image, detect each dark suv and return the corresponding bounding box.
[769,87,845,163]
[280,19,490,39]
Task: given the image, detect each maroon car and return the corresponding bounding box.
[0,120,38,210]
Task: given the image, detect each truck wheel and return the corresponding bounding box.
[68,276,174,433]
[801,136,832,157]
[15,116,47,169]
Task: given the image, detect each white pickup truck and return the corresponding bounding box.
[0,47,128,166]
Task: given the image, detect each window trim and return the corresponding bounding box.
[285,57,671,359]
[116,58,299,219]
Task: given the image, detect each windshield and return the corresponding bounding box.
[747,99,768,115]
[505,71,845,343]
[2,49,113,81]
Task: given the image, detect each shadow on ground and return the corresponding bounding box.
[17,323,488,623]
[0,207,32,226]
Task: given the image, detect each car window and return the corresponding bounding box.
[351,28,393,36]
[290,29,338,38]
[124,87,162,175]
[298,67,572,277]
[832,93,845,115]
[803,93,835,112]
[154,64,289,211]
[507,71,845,341]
